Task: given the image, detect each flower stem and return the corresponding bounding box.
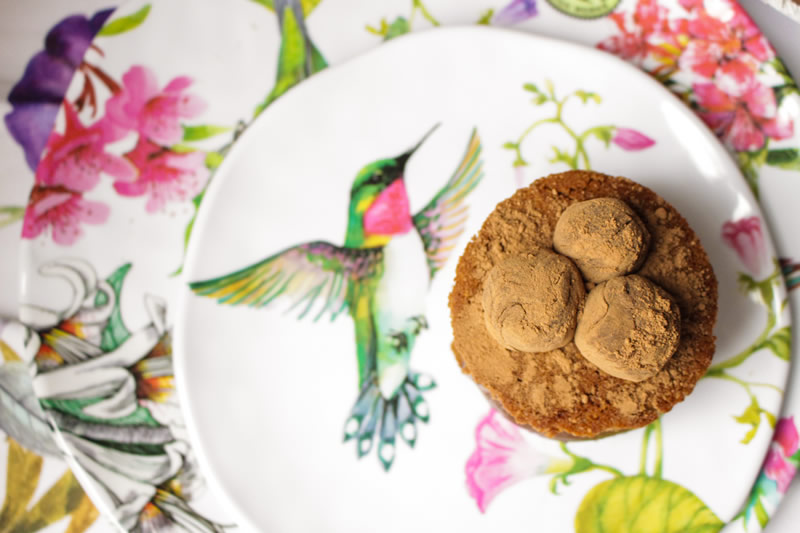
[639,419,663,478]
[560,443,624,478]
[413,0,440,26]
[0,206,25,229]
[706,309,775,373]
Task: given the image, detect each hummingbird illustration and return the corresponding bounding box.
[189,126,484,470]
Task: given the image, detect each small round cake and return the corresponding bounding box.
[449,170,717,439]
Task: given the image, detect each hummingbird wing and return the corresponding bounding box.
[189,241,383,322]
[412,128,484,279]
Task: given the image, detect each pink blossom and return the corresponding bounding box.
[35,101,134,192]
[116,138,209,212]
[764,449,794,493]
[761,418,799,494]
[612,128,655,151]
[22,185,109,245]
[466,409,562,512]
[596,0,685,71]
[678,0,773,79]
[775,417,799,457]
[722,216,768,277]
[106,65,206,146]
[695,61,793,152]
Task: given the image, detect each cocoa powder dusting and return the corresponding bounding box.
[449,170,718,438]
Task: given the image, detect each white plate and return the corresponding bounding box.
[176,27,790,533]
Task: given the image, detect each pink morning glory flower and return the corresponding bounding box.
[465,409,570,512]
[722,216,768,277]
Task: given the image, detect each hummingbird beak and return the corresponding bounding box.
[396,123,441,169]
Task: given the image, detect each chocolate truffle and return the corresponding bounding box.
[553,198,650,283]
[575,275,681,382]
[482,250,584,353]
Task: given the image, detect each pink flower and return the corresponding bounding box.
[612,128,655,150]
[763,417,799,493]
[722,216,768,277]
[35,101,134,192]
[678,0,773,79]
[22,185,109,245]
[466,409,565,512]
[775,417,799,457]
[597,0,685,72]
[106,65,206,146]
[116,138,209,212]
[694,61,793,152]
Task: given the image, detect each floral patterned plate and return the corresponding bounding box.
[174,26,790,532]
[10,0,800,531]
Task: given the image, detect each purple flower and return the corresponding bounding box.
[4,8,113,170]
[493,0,538,26]
[612,127,656,150]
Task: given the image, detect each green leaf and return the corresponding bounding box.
[575,476,723,533]
[98,264,132,352]
[0,206,25,229]
[734,396,764,444]
[549,146,575,168]
[532,93,549,105]
[761,326,791,361]
[589,126,614,148]
[476,8,494,24]
[205,151,224,170]
[64,493,99,533]
[575,90,602,104]
[384,16,410,40]
[249,0,274,10]
[754,497,769,528]
[502,142,517,150]
[523,83,541,94]
[0,363,61,456]
[11,470,85,533]
[0,438,43,529]
[544,79,555,98]
[97,4,151,36]
[775,85,800,106]
[255,4,328,115]
[182,125,231,142]
[300,0,323,16]
[766,148,800,171]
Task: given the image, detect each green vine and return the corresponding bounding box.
[503,80,612,171]
[702,260,789,443]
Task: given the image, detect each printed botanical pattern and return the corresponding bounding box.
[366,0,538,41]
[502,80,654,185]
[597,0,800,195]
[16,260,222,532]
[704,216,789,444]
[0,320,99,533]
[190,127,484,470]
[738,417,800,530]
[466,409,724,532]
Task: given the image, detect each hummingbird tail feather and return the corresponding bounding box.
[343,371,436,471]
